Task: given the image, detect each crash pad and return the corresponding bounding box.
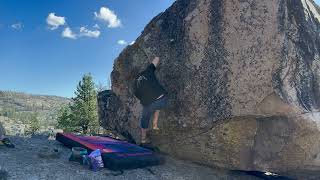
[56,133,163,170]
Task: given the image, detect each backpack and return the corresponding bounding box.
[133,73,148,99]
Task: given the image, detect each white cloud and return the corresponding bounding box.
[130,41,135,45]
[11,22,23,30]
[117,40,128,45]
[61,27,101,39]
[94,7,121,28]
[47,13,66,30]
[62,27,77,39]
[93,24,100,29]
[79,27,100,38]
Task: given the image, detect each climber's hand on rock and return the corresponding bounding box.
[152,56,160,67]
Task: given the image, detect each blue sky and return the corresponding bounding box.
[0,0,319,98]
[0,0,175,97]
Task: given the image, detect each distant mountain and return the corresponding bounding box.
[0,90,71,135]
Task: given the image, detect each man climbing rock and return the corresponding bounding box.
[0,122,14,148]
[133,56,168,144]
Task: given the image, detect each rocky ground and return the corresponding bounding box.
[0,136,265,180]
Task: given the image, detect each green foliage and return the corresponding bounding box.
[57,73,100,135]
[28,113,40,135]
[0,107,16,119]
[57,106,79,132]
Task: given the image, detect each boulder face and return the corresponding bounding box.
[98,0,320,175]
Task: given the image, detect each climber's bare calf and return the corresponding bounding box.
[140,95,167,143]
[152,110,160,130]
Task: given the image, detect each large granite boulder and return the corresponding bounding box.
[98,0,320,176]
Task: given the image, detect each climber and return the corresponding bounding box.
[133,56,168,144]
[0,122,15,148]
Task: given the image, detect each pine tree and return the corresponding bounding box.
[72,74,99,134]
[28,112,40,135]
[57,73,99,135]
[57,105,78,132]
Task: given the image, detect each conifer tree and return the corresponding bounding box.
[57,73,99,134]
[57,106,77,132]
[28,112,40,135]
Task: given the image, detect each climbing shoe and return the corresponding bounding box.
[141,137,151,144]
[2,138,15,148]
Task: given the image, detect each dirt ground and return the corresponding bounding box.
[0,136,262,180]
